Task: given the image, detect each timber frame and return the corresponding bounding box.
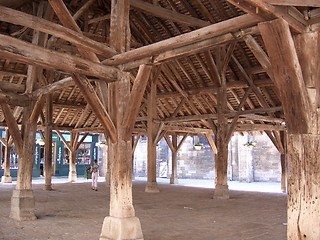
[0,0,320,239]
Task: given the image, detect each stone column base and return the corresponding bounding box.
[100,216,143,240]
[213,184,230,199]
[1,175,12,183]
[44,184,53,191]
[68,171,77,182]
[145,181,159,193]
[170,177,178,184]
[10,189,37,221]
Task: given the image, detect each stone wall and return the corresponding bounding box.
[100,132,282,182]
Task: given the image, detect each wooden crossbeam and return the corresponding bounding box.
[0,6,117,57]
[265,0,320,7]
[0,91,29,106]
[243,35,274,79]
[103,14,259,66]
[1,103,23,156]
[29,95,46,123]
[160,106,283,123]
[157,78,273,98]
[130,0,210,28]
[259,19,311,134]
[226,0,307,33]
[72,75,117,143]
[123,64,153,140]
[32,77,74,97]
[0,34,118,81]
[205,133,218,154]
[55,130,71,151]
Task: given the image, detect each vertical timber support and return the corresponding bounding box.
[280,131,287,193]
[10,103,37,221]
[44,92,53,191]
[165,133,188,185]
[100,0,143,239]
[1,129,12,183]
[259,19,320,239]
[145,72,160,193]
[170,133,178,184]
[68,132,78,182]
[214,78,230,199]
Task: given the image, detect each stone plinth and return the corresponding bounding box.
[170,177,178,184]
[145,182,159,193]
[68,171,77,182]
[100,216,143,240]
[10,189,37,221]
[213,184,230,199]
[1,175,12,183]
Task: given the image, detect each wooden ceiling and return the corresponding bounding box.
[0,0,318,138]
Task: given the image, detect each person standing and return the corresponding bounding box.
[90,159,99,191]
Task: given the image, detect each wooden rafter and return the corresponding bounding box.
[0,34,118,80]
[131,0,210,27]
[123,64,153,140]
[103,14,259,66]
[72,75,116,143]
[259,19,311,134]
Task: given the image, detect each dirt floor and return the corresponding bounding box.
[0,180,287,240]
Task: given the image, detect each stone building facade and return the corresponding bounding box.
[97,133,281,182]
[132,133,281,182]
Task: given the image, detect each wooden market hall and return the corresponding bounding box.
[0,0,319,239]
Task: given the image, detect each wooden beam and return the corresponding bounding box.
[0,6,117,57]
[32,77,74,97]
[0,81,25,93]
[157,78,274,98]
[55,130,71,151]
[1,103,23,156]
[0,91,29,106]
[130,0,210,28]
[160,106,283,123]
[164,134,174,152]
[259,19,311,134]
[226,87,252,143]
[243,35,274,79]
[264,0,320,7]
[227,0,307,33]
[163,125,212,134]
[236,124,285,131]
[72,75,117,143]
[241,113,284,123]
[29,95,46,123]
[131,134,141,155]
[103,14,260,66]
[177,133,188,152]
[0,34,118,81]
[73,0,96,20]
[49,0,110,109]
[75,132,89,150]
[123,64,153,140]
[205,133,218,154]
[294,32,320,109]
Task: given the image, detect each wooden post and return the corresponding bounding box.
[280,131,287,193]
[100,0,143,239]
[259,19,320,239]
[214,86,229,199]
[69,132,78,182]
[10,102,37,221]
[145,72,160,193]
[165,133,187,185]
[170,133,178,184]
[1,129,12,183]
[44,93,53,191]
